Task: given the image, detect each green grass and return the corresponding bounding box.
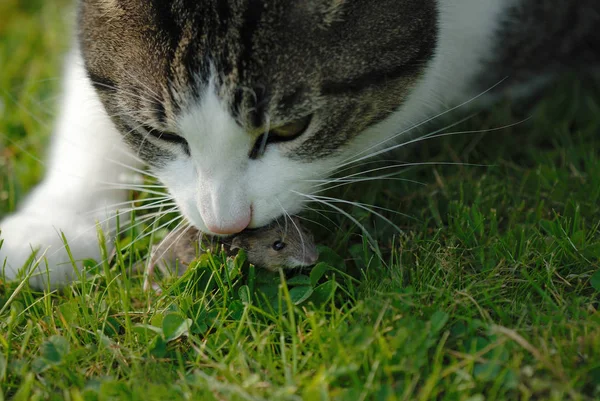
[1,2,600,400]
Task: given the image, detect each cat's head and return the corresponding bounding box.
[78,0,437,235]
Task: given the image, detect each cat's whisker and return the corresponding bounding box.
[144,222,194,289]
[131,122,178,160]
[274,199,290,238]
[336,77,508,169]
[236,85,260,105]
[292,191,377,247]
[38,203,177,265]
[98,181,169,190]
[110,146,147,165]
[120,214,184,255]
[96,172,167,188]
[94,185,170,198]
[294,214,333,233]
[309,162,432,185]
[332,161,486,183]
[308,161,488,192]
[103,108,174,135]
[307,193,414,227]
[103,110,174,157]
[330,114,476,175]
[311,176,426,194]
[276,198,307,263]
[83,196,172,213]
[337,113,474,171]
[105,158,160,179]
[337,118,529,172]
[113,207,180,239]
[325,159,421,177]
[119,68,164,104]
[112,216,164,240]
[258,115,272,157]
[83,197,175,216]
[309,176,423,185]
[96,205,179,237]
[73,207,182,279]
[143,221,193,291]
[103,110,161,122]
[153,222,193,263]
[88,80,162,105]
[0,131,152,187]
[301,205,343,231]
[111,203,179,221]
[0,94,152,188]
[117,121,153,158]
[106,215,161,241]
[108,114,165,158]
[2,131,158,195]
[271,211,284,233]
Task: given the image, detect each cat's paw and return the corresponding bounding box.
[0,209,108,289]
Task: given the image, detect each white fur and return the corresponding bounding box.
[338,0,514,164]
[422,0,514,107]
[1,1,515,289]
[158,82,336,234]
[0,52,142,288]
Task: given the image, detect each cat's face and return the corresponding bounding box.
[78,0,437,235]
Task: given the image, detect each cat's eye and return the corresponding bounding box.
[142,124,188,146]
[272,241,286,251]
[269,115,312,141]
[249,115,312,159]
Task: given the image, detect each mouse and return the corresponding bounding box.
[144,217,319,291]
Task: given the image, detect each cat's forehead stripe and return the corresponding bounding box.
[321,45,434,96]
[80,0,439,159]
[237,0,266,83]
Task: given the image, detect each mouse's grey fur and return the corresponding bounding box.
[144,217,318,290]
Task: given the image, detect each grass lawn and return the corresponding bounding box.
[1,2,599,400]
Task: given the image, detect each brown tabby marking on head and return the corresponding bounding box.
[78,0,438,164]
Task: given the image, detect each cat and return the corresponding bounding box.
[1,0,598,289]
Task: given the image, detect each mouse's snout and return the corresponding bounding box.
[302,246,319,266]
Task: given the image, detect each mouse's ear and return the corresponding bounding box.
[230,236,242,251]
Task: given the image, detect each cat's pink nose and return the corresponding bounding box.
[201,205,251,235]
[198,179,252,235]
[205,214,251,235]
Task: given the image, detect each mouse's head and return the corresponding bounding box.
[230,217,318,271]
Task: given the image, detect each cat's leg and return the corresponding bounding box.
[0,52,142,289]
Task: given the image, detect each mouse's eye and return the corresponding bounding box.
[272,241,286,251]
